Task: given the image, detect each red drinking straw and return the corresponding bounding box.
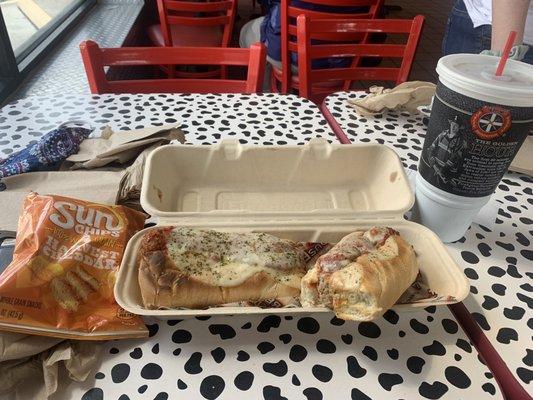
[495,30,517,76]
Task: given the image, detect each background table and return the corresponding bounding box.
[323,91,532,398]
[0,93,502,400]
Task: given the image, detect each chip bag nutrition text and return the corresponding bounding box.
[0,193,148,339]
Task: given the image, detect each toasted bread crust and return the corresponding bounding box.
[138,227,304,309]
[301,228,418,321]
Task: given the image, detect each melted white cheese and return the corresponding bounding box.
[166,228,305,287]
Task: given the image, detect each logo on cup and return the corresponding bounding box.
[470,106,512,140]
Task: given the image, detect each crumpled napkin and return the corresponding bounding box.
[0,332,102,400]
[347,81,436,116]
[0,123,91,183]
[66,124,185,169]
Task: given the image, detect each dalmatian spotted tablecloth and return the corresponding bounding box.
[0,93,334,153]
[0,93,502,400]
[324,91,532,396]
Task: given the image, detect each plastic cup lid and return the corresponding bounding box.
[436,54,533,106]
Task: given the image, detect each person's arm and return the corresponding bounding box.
[491,0,531,51]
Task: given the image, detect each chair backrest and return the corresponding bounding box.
[156,0,237,47]
[280,0,383,93]
[80,40,266,94]
[297,15,425,101]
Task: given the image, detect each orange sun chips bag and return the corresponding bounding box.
[0,193,148,339]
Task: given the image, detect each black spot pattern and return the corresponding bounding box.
[297,317,320,334]
[146,324,159,337]
[461,251,479,264]
[312,364,333,382]
[316,339,336,354]
[347,356,367,378]
[292,374,301,386]
[200,375,225,400]
[289,345,307,362]
[362,346,378,361]
[153,393,168,400]
[442,319,458,334]
[482,383,496,395]
[177,379,187,389]
[81,388,103,400]
[378,373,403,391]
[257,342,275,354]
[481,295,499,310]
[184,352,203,374]
[263,385,288,400]
[351,388,371,400]
[387,349,399,360]
[410,319,429,334]
[211,347,225,363]
[172,329,192,343]
[140,363,162,380]
[237,351,250,361]
[341,334,353,345]
[496,327,518,344]
[407,356,425,374]
[111,363,130,383]
[279,334,291,344]
[445,366,471,389]
[263,360,288,377]
[423,341,446,356]
[419,381,449,399]
[209,324,236,339]
[358,322,381,338]
[234,371,254,391]
[383,310,399,324]
[257,316,281,332]
[303,387,323,400]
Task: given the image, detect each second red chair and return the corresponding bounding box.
[148,0,236,48]
[79,41,266,94]
[296,15,425,103]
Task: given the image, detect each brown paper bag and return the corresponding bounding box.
[66,124,185,169]
[0,171,124,231]
[0,332,102,400]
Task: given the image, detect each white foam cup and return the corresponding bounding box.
[414,54,533,242]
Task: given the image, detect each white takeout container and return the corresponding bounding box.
[115,139,469,318]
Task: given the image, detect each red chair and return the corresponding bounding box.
[79,40,266,94]
[273,0,383,94]
[297,15,424,102]
[148,0,237,78]
[149,0,236,48]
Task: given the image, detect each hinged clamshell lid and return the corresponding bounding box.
[140,139,414,224]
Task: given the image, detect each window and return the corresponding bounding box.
[0,0,95,102]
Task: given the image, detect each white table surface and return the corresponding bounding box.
[0,93,503,400]
[324,90,532,397]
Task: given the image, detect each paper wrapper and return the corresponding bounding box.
[0,171,123,231]
[117,144,164,212]
[347,81,436,116]
[0,332,102,400]
[66,124,185,169]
